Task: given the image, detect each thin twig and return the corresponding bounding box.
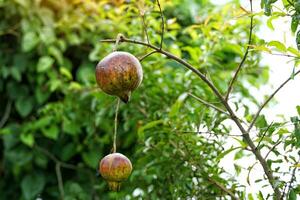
[113,98,120,153]
[225,0,253,101]
[156,0,164,49]
[175,130,242,137]
[188,93,228,116]
[269,53,300,59]
[248,69,300,132]
[55,163,64,200]
[284,157,300,198]
[256,122,274,150]
[141,14,150,44]
[208,177,239,200]
[264,139,283,159]
[188,93,249,126]
[35,145,78,170]
[139,50,158,62]
[0,100,12,128]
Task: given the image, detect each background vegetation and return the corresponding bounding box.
[0,0,299,199]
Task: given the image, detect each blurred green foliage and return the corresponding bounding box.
[1,0,297,199]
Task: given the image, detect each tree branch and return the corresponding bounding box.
[264,138,283,159]
[225,0,253,101]
[100,34,282,199]
[188,93,228,115]
[0,100,12,128]
[248,69,300,132]
[139,50,158,62]
[55,163,65,200]
[35,145,78,170]
[208,177,239,200]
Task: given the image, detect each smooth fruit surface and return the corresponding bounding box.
[99,153,132,191]
[95,51,143,103]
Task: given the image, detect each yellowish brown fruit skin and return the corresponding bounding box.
[99,153,132,191]
[95,51,143,103]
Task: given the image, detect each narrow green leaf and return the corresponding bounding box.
[287,47,300,57]
[37,56,55,73]
[291,16,299,34]
[216,146,240,161]
[248,193,255,200]
[268,41,287,52]
[296,105,300,116]
[60,67,72,80]
[169,93,188,118]
[137,120,164,141]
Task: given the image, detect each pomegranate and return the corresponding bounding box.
[98,153,132,191]
[95,51,143,103]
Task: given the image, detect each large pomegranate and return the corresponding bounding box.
[98,153,132,191]
[95,51,143,103]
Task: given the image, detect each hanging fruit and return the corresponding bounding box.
[98,153,132,191]
[95,51,143,103]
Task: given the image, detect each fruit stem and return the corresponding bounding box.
[113,33,123,52]
[113,98,120,153]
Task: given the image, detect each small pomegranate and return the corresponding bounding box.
[98,153,132,191]
[95,51,143,103]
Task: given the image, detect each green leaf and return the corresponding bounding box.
[287,47,300,57]
[297,30,300,50]
[20,133,34,147]
[21,173,45,200]
[48,46,63,65]
[250,45,271,53]
[60,67,72,80]
[137,120,164,141]
[42,125,59,140]
[257,191,264,200]
[82,150,99,168]
[61,143,77,161]
[169,93,188,118]
[49,79,62,91]
[234,149,243,160]
[297,105,300,116]
[63,119,81,135]
[295,1,300,12]
[22,31,39,52]
[291,16,299,34]
[268,41,286,52]
[234,164,241,175]
[248,193,255,200]
[288,189,297,200]
[37,56,55,73]
[216,146,240,161]
[266,16,276,30]
[15,97,34,117]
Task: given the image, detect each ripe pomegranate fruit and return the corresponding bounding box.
[98,153,132,191]
[95,51,143,103]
